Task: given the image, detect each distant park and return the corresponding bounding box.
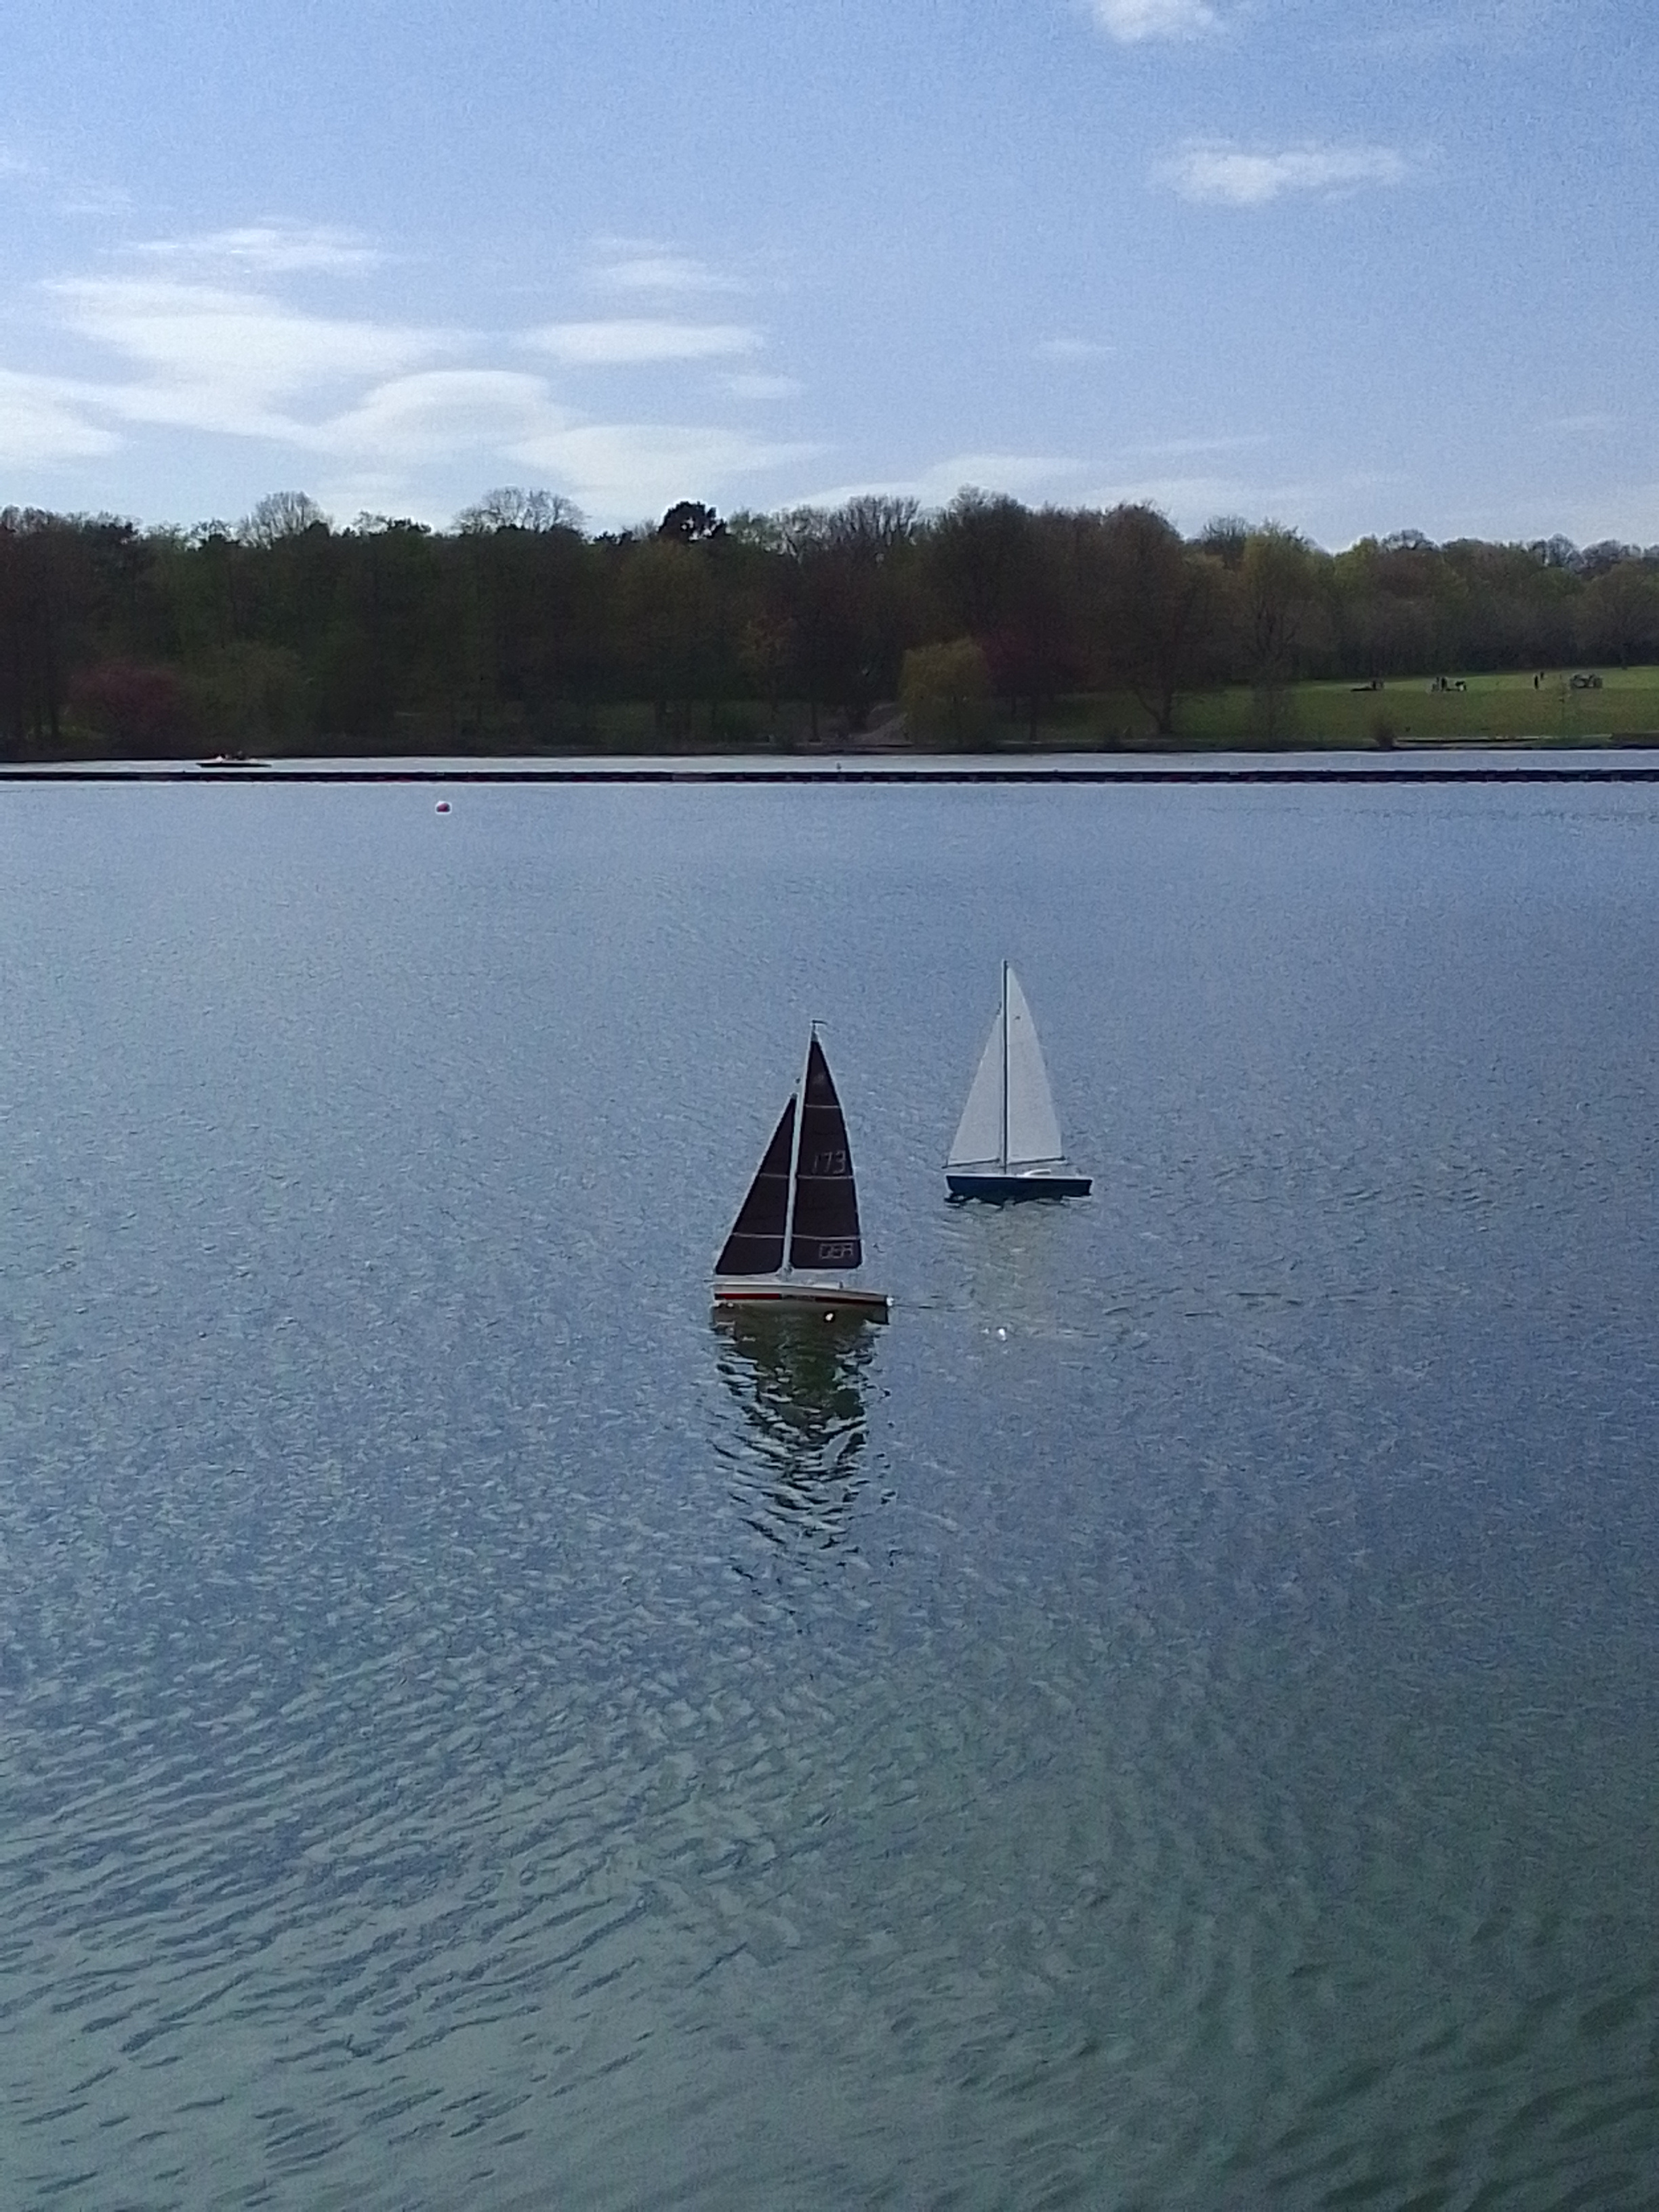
[5,489,1659,760]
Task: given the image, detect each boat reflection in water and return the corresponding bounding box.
[713,1307,879,1555]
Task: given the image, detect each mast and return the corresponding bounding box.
[779,1023,814,1279]
[1000,961,1009,1170]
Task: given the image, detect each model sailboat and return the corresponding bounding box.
[714,1029,889,1317]
[947,964,1091,1200]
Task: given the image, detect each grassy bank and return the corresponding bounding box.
[590,670,1659,754]
[1094,666,1659,751]
[35,665,1659,762]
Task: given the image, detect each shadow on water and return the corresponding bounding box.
[713,1309,878,1555]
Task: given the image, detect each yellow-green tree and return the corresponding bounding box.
[899,637,992,747]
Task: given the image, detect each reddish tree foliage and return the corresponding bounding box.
[70,661,199,757]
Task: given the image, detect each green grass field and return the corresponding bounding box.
[1086,666,1659,751]
[333,667,1659,755]
[62,664,1639,758]
[502,668,1659,755]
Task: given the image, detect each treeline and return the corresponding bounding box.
[4,486,1659,758]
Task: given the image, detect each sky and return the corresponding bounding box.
[1,0,1654,546]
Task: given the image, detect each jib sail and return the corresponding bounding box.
[715,1096,796,1277]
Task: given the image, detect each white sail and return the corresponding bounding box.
[1003,969,1064,1164]
[947,1010,1006,1166]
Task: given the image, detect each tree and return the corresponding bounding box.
[1084,505,1225,739]
[456,487,584,535]
[449,500,594,739]
[1197,515,1250,571]
[1576,560,1659,667]
[1330,535,1456,678]
[1234,525,1319,741]
[981,508,1084,741]
[657,500,725,544]
[5,487,1654,761]
[769,503,916,738]
[899,638,992,747]
[928,488,1033,642]
[620,535,720,740]
[924,489,1075,737]
[0,508,96,755]
[1528,534,1580,571]
[68,660,197,756]
[1576,539,1641,580]
[1441,538,1575,671]
[188,643,308,751]
[239,491,330,548]
[316,519,443,746]
[829,494,920,566]
[737,609,797,729]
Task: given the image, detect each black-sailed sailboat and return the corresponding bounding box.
[714,1029,889,1317]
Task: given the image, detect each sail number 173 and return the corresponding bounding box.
[808,1149,848,1176]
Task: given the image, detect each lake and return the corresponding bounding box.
[2,775,1657,2209]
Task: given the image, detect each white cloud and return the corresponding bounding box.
[592,248,744,295]
[1158,140,1414,205]
[1035,337,1114,363]
[527,319,762,365]
[0,370,120,464]
[50,279,453,436]
[131,224,384,274]
[804,452,1082,509]
[7,245,820,524]
[1090,0,1221,41]
[319,371,571,461]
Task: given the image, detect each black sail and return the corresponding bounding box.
[716,1097,796,1276]
[789,1036,863,1271]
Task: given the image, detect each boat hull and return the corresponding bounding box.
[947,1168,1092,1202]
[712,1275,890,1318]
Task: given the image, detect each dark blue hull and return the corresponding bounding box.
[947,1170,1092,1202]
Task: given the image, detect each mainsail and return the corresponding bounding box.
[1003,968,1064,1165]
[715,1097,796,1276]
[788,1036,863,1271]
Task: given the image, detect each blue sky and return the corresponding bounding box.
[1,0,1653,544]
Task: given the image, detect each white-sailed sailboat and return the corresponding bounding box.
[714,1028,890,1316]
[947,964,1091,1201]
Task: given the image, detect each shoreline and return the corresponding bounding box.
[7,747,1659,785]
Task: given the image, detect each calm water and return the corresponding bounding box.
[2,779,1657,2210]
